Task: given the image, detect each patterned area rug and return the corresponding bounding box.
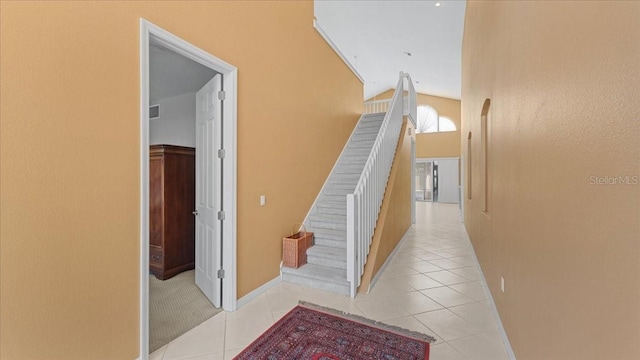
[235,302,435,360]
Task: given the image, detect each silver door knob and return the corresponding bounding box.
[192,210,199,216]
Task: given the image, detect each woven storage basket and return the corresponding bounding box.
[282,224,314,268]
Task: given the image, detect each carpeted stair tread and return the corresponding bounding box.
[281,264,350,295]
[306,246,347,270]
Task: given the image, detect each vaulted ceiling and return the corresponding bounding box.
[315,0,466,100]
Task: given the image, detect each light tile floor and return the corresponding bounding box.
[150,202,511,360]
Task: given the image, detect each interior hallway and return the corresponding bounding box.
[150,202,511,360]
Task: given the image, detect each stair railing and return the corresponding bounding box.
[346,72,416,297]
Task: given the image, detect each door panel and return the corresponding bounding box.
[436,159,459,204]
[195,74,222,307]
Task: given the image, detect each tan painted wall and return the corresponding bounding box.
[0,1,362,359]
[372,89,461,158]
[462,2,640,359]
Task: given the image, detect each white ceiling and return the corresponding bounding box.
[149,40,218,103]
[315,0,466,100]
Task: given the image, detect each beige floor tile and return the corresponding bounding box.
[303,286,352,307]
[391,291,443,315]
[449,256,478,267]
[429,343,467,360]
[401,273,445,290]
[383,315,443,343]
[414,308,482,342]
[428,258,469,270]
[408,260,444,273]
[354,295,410,321]
[448,281,488,301]
[265,290,307,313]
[224,316,274,351]
[448,267,482,281]
[414,251,445,261]
[449,302,499,330]
[162,316,226,360]
[223,348,243,360]
[449,333,510,360]
[364,277,415,297]
[421,286,476,308]
[425,270,472,286]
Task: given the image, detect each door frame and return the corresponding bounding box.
[139,19,238,358]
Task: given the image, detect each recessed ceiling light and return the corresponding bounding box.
[435,2,441,7]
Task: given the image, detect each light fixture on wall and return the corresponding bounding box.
[435,2,441,7]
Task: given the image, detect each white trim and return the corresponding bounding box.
[139,21,150,360]
[313,19,365,84]
[236,276,282,309]
[139,19,238,359]
[367,228,412,292]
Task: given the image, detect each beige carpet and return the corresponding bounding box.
[149,270,221,353]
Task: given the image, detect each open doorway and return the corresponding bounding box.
[140,20,238,359]
[415,158,459,204]
[147,40,220,353]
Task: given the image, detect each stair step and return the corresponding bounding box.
[309,218,346,231]
[343,148,371,156]
[312,228,346,241]
[307,246,347,270]
[314,236,347,249]
[310,213,346,224]
[325,182,356,190]
[281,264,350,295]
[316,199,346,208]
[316,206,347,215]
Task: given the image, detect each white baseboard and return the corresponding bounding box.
[236,276,281,310]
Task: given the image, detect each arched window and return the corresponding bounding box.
[438,116,457,132]
[416,105,438,133]
[416,105,457,133]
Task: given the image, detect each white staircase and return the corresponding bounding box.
[281,113,385,295]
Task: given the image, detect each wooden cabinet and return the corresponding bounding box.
[149,145,195,280]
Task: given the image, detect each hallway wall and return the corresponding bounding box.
[462,2,639,359]
[0,2,362,359]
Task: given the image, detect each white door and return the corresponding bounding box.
[436,159,459,204]
[195,74,222,307]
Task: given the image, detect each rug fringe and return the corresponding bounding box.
[298,301,437,343]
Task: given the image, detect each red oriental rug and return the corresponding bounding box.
[234,302,435,360]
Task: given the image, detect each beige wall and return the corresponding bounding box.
[359,119,414,291]
[0,1,362,359]
[372,89,461,158]
[462,2,639,359]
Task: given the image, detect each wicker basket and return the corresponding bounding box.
[282,224,314,268]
